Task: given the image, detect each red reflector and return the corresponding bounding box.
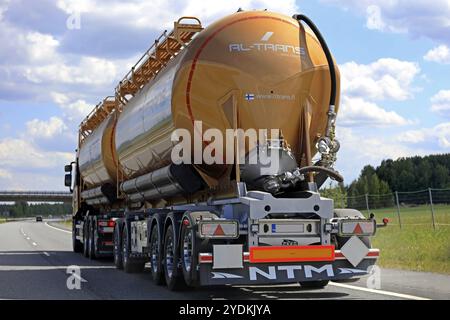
[353,223,363,234]
[213,224,225,236]
[199,255,213,262]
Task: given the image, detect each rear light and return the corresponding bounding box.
[98,220,115,227]
[198,220,239,239]
[339,219,376,236]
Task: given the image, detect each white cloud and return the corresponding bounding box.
[340,58,420,101]
[0,168,12,179]
[50,92,70,105]
[0,0,10,22]
[322,0,450,45]
[50,92,92,122]
[365,5,385,31]
[335,126,427,182]
[59,99,92,123]
[25,32,59,62]
[0,138,73,169]
[338,96,411,127]
[424,45,450,64]
[26,117,68,140]
[397,122,450,149]
[24,56,117,85]
[396,130,426,144]
[0,171,69,191]
[338,58,418,128]
[430,90,450,118]
[56,0,298,29]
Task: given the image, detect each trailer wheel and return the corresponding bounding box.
[88,218,97,260]
[149,224,164,285]
[180,220,198,287]
[299,280,329,289]
[122,223,144,273]
[113,224,123,269]
[72,221,83,253]
[83,220,89,258]
[163,225,185,291]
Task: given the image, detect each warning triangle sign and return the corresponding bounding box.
[214,224,225,236]
[353,223,363,234]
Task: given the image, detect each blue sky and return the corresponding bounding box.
[0,0,449,190]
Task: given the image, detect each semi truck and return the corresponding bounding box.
[64,9,383,291]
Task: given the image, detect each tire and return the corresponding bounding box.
[149,224,164,285]
[72,222,83,253]
[122,223,144,273]
[82,220,89,258]
[113,224,123,269]
[163,225,185,291]
[88,218,97,260]
[299,280,329,289]
[180,220,198,287]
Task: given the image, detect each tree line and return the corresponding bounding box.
[0,202,71,218]
[321,153,450,209]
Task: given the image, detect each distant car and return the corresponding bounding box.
[35,216,43,222]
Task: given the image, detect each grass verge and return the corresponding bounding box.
[368,204,450,274]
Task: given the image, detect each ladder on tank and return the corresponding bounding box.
[78,16,203,145]
[115,16,203,109]
[79,96,116,144]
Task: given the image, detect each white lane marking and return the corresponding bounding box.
[45,222,71,234]
[32,242,37,246]
[0,266,115,271]
[26,237,30,240]
[0,252,43,255]
[329,282,430,300]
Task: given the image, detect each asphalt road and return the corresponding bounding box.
[0,220,448,300]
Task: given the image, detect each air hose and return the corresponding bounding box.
[292,14,337,106]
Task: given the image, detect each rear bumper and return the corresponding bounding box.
[198,249,379,286]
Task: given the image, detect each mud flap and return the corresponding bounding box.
[199,259,376,286]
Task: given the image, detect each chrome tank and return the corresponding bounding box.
[114,56,183,180]
[78,115,116,187]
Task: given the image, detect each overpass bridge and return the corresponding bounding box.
[0,191,72,203]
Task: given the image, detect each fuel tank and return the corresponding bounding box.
[78,10,340,190]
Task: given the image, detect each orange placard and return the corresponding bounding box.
[249,245,335,263]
